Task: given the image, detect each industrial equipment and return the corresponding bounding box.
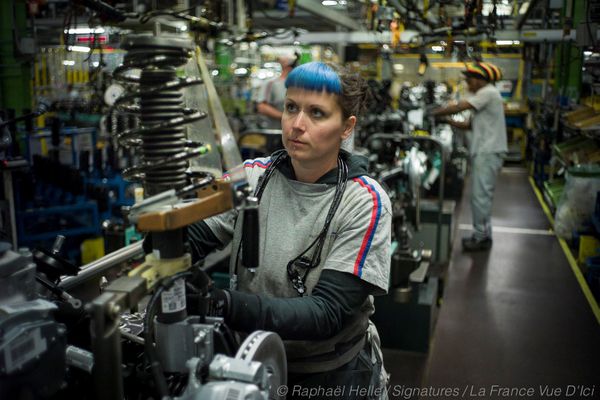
[1,3,286,399]
[367,134,448,353]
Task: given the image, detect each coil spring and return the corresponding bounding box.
[111,35,207,196]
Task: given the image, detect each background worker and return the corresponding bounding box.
[256,55,297,129]
[430,62,507,251]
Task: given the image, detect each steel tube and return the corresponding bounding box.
[59,241,144,290]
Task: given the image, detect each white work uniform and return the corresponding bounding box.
[256,77,287,129]
[466,83,507,240]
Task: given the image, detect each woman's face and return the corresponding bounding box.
[282,87,355,165]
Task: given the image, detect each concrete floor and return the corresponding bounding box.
[382,166,600,399]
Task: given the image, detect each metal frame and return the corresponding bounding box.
[261,29,579,45]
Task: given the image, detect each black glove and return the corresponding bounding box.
[209,288,230,318]
[186,283,230,318]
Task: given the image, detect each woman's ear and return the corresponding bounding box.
[342,116,357,140]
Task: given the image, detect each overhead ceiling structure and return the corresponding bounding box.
[252,0,365,32]
[28,0,568,48]
[257,0,569,45]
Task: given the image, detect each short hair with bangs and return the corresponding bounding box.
[285,62,342,95]
[284,61,369,120]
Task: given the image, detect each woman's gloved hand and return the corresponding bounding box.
[185,278,230,318]
[209,288,230,318]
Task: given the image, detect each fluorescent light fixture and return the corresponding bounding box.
[454,40,465,44]
[256,69,276,80]
[432,45,444,52]
[482,3,511,16]
[322,0,338,5]
[519,2,530,14]
[584,51,593,56]
[496,40,519,45]
[234,67,248,75]
[63,60,75,66]
[393,63,404,71]
[65,27,105,35]
[68,45,91,53]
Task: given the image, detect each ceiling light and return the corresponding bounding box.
[322,0,338,5]
[63,60,75,66]
[67,45,91,53]
[496,40,515,45]
[65,27,105,35]
[519,2,530,15]
[432,46,444,52]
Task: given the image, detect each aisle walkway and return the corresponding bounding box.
[422,166,600,399]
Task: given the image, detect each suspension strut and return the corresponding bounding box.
[110,34,207,365]
[112,35,208,196]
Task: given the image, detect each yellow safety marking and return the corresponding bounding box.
[481,53,522,59]
[430,61,466,68]
[41,53,47,88]
[34,58,40,88]
[529,176,600,325]
[529,177,554,224]
[515,58,525,100]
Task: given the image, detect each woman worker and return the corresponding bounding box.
[188,61,392,398]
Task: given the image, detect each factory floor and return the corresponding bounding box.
[382,165,600,398]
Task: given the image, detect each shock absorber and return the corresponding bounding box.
[111,34,208,196]
[109,34,211,374]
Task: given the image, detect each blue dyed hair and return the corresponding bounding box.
[285,62,342,95]
[284,61,369,119]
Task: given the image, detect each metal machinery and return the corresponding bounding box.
[0,3,286,400]
[361,79,465,353]
[366,131,450,352]
[361,79,468,200]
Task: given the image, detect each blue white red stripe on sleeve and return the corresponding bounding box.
[352,177,382,277]
[243,159,272,169]
[223,158,272,178]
